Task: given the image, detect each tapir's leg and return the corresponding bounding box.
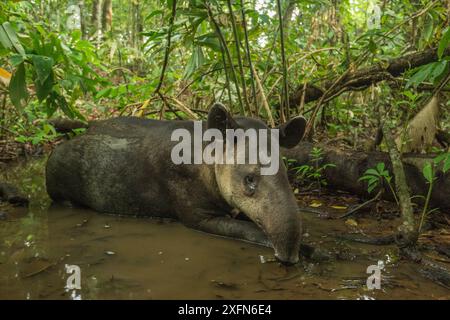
[189,216,331,261]
[193,216,273,248]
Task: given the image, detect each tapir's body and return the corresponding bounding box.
[46,105,307,264]
[47,117,231,221]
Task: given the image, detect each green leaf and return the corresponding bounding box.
[31,55,54,85]
[57,94,75,119]
[364,168,381,177]
[429,60,448,83]
[10,54,24,66]
[35,71,54,101]
[359,175,377,182]
[406,63,436,88]
[95,87,111,99]
[421,17,433,45]
[1,22,25,57]
[368,183,378,193]
[435,153,450,173]
[9,62,28,110]
[45,93,58,118]
[444,157,450,173]
[184,46,204,79]
[145,9,164,21]
[196,33,222,52]
[422,162,433,183]
[438,26,450,59]
[0,25,12,49]
[376,162,385,173]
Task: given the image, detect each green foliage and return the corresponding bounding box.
[359,162,399,205]
[289,147,336,191]
[417,153,450,233]
[0,0,449,149]
[433,152,450,173]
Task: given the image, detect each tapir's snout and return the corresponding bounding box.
[264,203,302,265]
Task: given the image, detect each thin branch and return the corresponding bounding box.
[205,1,244,114]
[276,0,289,121]
[155,0,177,120]
[251,64,275,128]
[226,0,250,115]
[240,0,258,115]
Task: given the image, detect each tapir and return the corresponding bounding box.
[46,103,307,264]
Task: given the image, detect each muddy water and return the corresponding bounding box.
[0,158,449,299]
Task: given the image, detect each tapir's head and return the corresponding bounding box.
[207,103,306,264]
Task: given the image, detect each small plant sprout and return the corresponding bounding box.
[288,147,336,192]
[418,153,450,233]
[359,162,398,204]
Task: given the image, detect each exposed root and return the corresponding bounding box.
[338,234,396,245]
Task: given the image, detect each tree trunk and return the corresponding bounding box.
[79,0,86,39]
[102,0,113,33]
[91,0,103,44]
[380,104,417,246]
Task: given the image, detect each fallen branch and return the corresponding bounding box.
[338,189,383,219]
[288,47,450,108]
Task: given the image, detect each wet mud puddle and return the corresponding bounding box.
[0,158,449,299]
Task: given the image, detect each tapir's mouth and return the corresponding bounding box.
[274,251,299,265]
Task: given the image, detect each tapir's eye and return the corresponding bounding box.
[244,174,257,196]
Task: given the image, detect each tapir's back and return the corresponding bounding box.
[45,117,188,217]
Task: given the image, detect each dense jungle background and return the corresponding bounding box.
[1,0,450,299]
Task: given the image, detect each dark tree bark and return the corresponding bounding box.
[102,0,112,33]
[380,104,417,246]
[288,47,450,109]
[79,0,86,39]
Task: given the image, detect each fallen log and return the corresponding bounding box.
[283,142,450,210]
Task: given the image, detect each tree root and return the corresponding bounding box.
[338,190,383,219]
[402,246,450,289]
[338,234,396,245]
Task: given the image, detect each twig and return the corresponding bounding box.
[155,0,177,120]
[226,0,250,115]
[276,0,289,121]
[205,1,244,114]
[240,0,257,114]
[251,64,275,128]
[338,190,383,219]
[166,96,199,120]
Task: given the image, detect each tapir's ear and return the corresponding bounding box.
[207,103,238,135]
[277,116,307,149]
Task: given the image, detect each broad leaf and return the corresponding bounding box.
[9,62,28,110]
[35,71,54,101]
[1,22,25,57]
[422,162,433,183]
[406,63,436,88]
[438,26,450,59]
[31,55,54,85]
